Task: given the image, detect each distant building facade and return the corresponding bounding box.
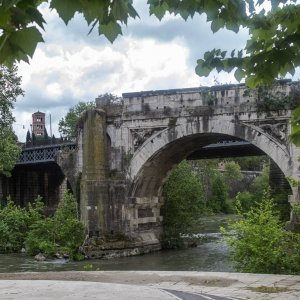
[32,111,45,136]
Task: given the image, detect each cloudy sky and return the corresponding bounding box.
[12,1,258,141]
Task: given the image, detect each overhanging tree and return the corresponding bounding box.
[1,1,299,88]
[0,65,23,176]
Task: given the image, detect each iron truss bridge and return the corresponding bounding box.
[16,143,77,165]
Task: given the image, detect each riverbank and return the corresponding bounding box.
[1,271,300,299]
[0,214,237,273]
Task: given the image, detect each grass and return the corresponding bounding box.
[249,286,290,293]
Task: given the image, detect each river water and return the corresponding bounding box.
[0,215,236,273]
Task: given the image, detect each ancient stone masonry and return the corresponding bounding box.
[131,127,167,151]
[72,81,300,256]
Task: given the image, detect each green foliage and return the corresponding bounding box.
[0,129,21,177]
[208,173,230,213]
[227,156,268,171]
[222,188,300,274]
[223,161,243,184]
[25,192,85,259]
[1,1,300,87]
[83,264,100,271]
[0,191,85,259]
[0,196,44,253]
[194,2,300,87]
[58,94,120,138]
[249,286,289,294]
[292,203,300,218]
[193,159,218,205]
[235,191,255,215]
[161,160,205,248]
[255,85,294,113]
[234,164,290,221]
[58,101,95,138]
[0,0,138,66]
[233,165,269,214]
[290,107,300,147]
[249,165,270,202]
[0,65,23,176]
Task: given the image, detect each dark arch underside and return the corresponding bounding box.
[131,132,291,198]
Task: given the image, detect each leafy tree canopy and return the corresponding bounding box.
[162,160,205,234]
[58,93,120,138]
[0,65,23,176]
[58,101,95,138]
[0,1,299,87]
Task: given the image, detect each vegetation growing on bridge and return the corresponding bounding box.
[0,192,85,260]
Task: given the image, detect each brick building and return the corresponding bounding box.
[32,111,45,136]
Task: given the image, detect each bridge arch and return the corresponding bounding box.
[128,118,292,198]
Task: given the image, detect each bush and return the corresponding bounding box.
[25,218,57,256]
[235,191,255,214]
[25,192,85,259]
[0,196,44,253]
[222,188,300,274]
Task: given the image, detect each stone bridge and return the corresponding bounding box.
[72,81,300,255]
[3,81,300,256]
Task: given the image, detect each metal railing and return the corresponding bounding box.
[17,143,77,165]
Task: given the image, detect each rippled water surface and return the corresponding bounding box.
[0,215,236,273]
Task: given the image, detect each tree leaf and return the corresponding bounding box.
[211,18,225,33]
[195,60,211,77]
[9,26,44,58]
[0,7,11,28]
[234,68,245,82]
[26,7,46,30]
[111,0,133,24]
[149,2,168,21]
[99,22,122,43]
[50,0,82,24]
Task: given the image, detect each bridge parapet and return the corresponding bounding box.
[120,81,298,120]
[17,143,77,165]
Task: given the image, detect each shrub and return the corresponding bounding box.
[222,188,300,274]
[25,191,85,259]
[0,196,44,253]
[235,191,255,214]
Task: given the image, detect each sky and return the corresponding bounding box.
[11,1,270,142]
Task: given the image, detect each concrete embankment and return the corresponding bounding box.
[1,271,300,299]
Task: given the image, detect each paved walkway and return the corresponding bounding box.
[0,271,300,299]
